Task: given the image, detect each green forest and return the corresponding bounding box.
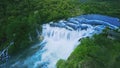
[0,0,120,68]
[0,0,84,55]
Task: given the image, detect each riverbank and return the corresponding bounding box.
[57,29,120,68]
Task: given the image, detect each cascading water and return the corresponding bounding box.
[35,24,97,68]
[3,14,120,68]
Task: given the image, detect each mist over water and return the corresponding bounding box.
[8,14,120,68]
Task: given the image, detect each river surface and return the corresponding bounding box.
[1,14,120,68]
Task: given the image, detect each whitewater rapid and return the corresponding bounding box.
[9,14,120,68]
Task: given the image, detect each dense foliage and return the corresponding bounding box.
[57,32,120,68]
[0,0,82,55]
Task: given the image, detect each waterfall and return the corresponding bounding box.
[9,14,120,68]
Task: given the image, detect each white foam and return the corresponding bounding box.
[36,24,97,68]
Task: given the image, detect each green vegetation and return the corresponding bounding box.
[57,31,120,68]
[0,0,83,55]
[0,0,120,56]
[81,0,120,18]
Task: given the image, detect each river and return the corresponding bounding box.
[1,14,120,68]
